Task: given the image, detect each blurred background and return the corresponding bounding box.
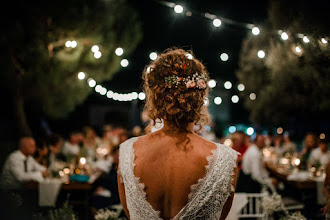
[0,0,329,219]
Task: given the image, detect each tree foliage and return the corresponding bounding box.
[236,1,330,125]
[0,0,142,135]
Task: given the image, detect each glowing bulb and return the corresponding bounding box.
[185,53,193,60]
[237,84,245,91]
[88,78,96,87]
[121,59,129,67]
[149,52,158,61]
[249,93,256,100]
[78,72,85,80]
[95,85,102,93]
[147,66,153,74]
[91,45,99,53]
[229,126,236,133]
[107,90,113,98]
[277,127,283,134]
[214,97,222,105]
[303,36,309,43]
[79,157,86,165]
[295,46,301,53]
[320,133,325,139]
[100,87,107,95]
[174,5,183,13]
[220,53,229,61]
[213,18,222,27]
[115,47,124,56]
[321,38,327,44]
[208,79,216,88]
[132,92,138,99]
[224,81,232,89]
[65,41,72,47]
[252,27,260,35]
[294,158,300,166]
[204,98,209,106]
[231,95,239,103]
[94,51,102,59]
[59,171,64,177]
[223,139,232,147]
[63,168,70,175]
[247,127,254,136]
[258,50,265,58]
[71,41,77,48]
[186,11,192,16]
[281,32,289,40]
[138,92,146,100]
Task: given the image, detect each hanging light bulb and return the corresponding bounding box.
[281,32,289,40]
[174,5,183,13]
[213,18,222,27]
[115,47,124,56]
[258,50,265,58]
[252,27,260,35]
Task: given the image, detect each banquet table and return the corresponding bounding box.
[265,162,316,190]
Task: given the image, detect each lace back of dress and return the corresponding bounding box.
[119,137,238,220]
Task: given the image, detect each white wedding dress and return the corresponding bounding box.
[119,137,239,220]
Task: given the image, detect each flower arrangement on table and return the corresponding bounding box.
[261,193,306,220]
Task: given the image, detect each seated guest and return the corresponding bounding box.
[274,134,284,156]
[46,134,65,169]
[309,139,329,167]
[322,161,330,217]
[299,133,317,170]
[281,132,297,156]
[91,145,121,210]
[62,131,82,158]
[33,138,49,167]
[1,137,46,189]
[231,131,248,169]
[236,134,276,193]
[82,126,101,161]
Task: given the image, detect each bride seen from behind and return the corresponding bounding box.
[118,48,239,220]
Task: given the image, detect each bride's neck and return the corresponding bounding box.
[161,121,194,134]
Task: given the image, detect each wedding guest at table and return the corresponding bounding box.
[82,126,101,161]
[309,139,329,167]
[91,145,121,210]
[231,131,248,169]
[46,134,65,169]
[33,138,48,167]
[236,134,276,193]
[1,137,46,189]
[274,134,284,156]
[132,125,143,137]
[281,132,297,156]
[299,132,317,170]
[265,130,274,147]
[62,131,83,158]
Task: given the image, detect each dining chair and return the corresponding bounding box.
[237,193,267,219]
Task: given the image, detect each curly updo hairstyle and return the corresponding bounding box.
[143,48,210,133]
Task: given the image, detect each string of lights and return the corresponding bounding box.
[68,1,327,104]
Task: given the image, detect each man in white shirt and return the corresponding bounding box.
[309,139,329,167]
[238,134,276,193]
[1,137,46,189]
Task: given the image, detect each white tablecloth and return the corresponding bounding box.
[39,179,63,207]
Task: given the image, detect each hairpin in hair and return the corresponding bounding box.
[164,72,208,89]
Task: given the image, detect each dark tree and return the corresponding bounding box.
[236,1,329,126]
[0,0,142,136]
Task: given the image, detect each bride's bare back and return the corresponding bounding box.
[118,130,237,220]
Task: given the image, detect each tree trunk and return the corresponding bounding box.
[13,89,32,137]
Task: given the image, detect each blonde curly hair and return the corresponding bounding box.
[142,48,210,133]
